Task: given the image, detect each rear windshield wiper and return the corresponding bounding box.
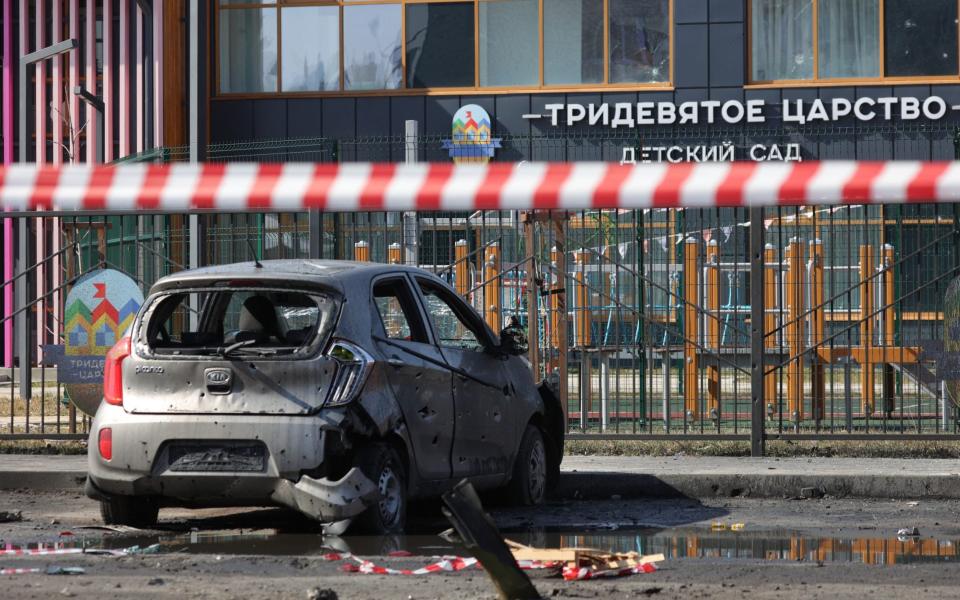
[218,338,258,358]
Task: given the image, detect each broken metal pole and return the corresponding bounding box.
[441,480,541,600]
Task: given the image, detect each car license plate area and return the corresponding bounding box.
[165,442,267,473]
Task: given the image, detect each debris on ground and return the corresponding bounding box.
[147,578,165,586]
[800,487,825,499]
[506,540,664,581]
[45,567,85,576]
[306,588,339,600]
[0,510,22,523]
[897,526,920,540]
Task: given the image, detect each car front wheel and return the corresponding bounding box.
[509,425,547,506]
[354,443,407,534]
[100,496,159,529]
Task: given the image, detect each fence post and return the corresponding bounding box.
[882,243,895,416]
[521,214,540,380]
[860,245,875,416]
[454,239,469,297]
[308,212,322,259]
[683,237,699,421]
[786,238,805,425]
[706,239,720,420]
[403,120,419,266]
[484,242,501,333]
[810,239,825,423]
[574,250,591,430]
[388,242,401,265]
[354,240,370,262]
[15,217,32,403]
[750,207,766,457]
[763,243,777,418]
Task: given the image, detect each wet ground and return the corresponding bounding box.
[2,489,960,598]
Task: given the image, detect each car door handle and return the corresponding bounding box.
[387,357,406,368]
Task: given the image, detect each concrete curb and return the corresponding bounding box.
[3,467,960,500]
[0,470,87,492]
[556,472,960,500]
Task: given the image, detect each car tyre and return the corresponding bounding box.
[508,425,548,506]
[355,443,407,534]
[100,496,159,529]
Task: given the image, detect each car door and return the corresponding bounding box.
[414,277,515,481]
[371,276,454,481]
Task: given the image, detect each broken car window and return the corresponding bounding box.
[144,288,336,356]
[417,281,484,352]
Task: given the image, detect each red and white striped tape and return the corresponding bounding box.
[0,567,42,576]
[562,562,658,581]
[1,161,959,213]
[322,549,658,580]
[0,543,159,557]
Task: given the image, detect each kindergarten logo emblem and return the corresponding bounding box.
[442,104,501,164]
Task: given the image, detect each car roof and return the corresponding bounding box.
[149,259,434,295]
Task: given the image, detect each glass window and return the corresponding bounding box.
[543,0,603,85]
[219,8,278,93]
[418,282,485,352]
[406,3,475,88]
[344,4,403,91]
[281,6,339,92]
[751,0,813,81]
[818,0,879,78]
[373,279,427,343]
[885,0,958,77]
[478,0,538,87]
[608,0,670,83]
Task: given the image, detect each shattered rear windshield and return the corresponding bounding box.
[141,288,338,358]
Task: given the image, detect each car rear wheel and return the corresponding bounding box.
[508,425,547,506]
[354,443,407,534]
[100,496,159,529]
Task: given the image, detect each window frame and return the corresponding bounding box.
[747,0,960,88]
[214,0,674,98]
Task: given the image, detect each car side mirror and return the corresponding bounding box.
[499,324,528,356]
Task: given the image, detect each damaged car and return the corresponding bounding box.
[86,260,565,533]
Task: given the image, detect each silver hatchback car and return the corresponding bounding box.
[86,260,564,533]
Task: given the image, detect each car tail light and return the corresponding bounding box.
[98,428,112,461]
[324,340,372,407]
[103,336,131,406]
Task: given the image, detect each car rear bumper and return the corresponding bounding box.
[86,403,377,522]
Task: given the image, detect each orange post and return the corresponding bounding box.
[705,240,720,420]
[882,244,896,414]
[483,242,501,333]
[574,250,590,348]
[454,239,469,298]
[354,240,369,262]
[683,238,699,421]
[549,246,561,373]
[785,239,805,423]
[860,245,875,415]
[810,240,825,422]
[763,244,777,415]
[388,242,401,265]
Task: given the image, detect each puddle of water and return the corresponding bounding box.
[507,529,959,566]
[6,528,957,566]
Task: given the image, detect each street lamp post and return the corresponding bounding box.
[16,38,78,401]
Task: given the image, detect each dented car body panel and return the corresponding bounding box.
[87,260,565,525]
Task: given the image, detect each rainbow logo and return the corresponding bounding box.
[64,270,142,357]
[442,104,501,164]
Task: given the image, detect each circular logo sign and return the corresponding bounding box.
[59,269,144,415]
